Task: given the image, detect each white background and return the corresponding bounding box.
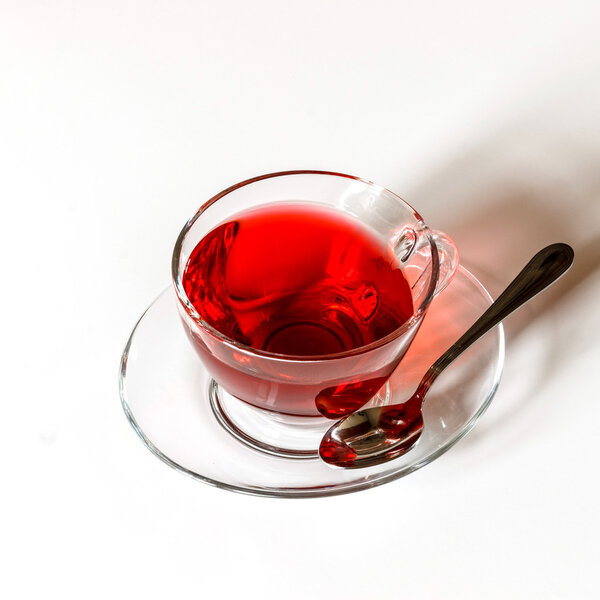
[2,1,599,598]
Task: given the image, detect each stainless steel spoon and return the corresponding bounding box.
[319,243,574,469]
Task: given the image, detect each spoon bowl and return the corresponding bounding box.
[320,399,424,468]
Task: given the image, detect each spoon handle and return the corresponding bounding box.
[419,243,574,393]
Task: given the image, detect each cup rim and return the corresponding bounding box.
[171,169,441,362]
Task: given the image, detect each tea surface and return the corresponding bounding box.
[182,203,413,356]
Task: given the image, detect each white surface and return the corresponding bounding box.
[1,1,599,598]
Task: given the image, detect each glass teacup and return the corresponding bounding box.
[172,171,458,457]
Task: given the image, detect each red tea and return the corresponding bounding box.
[181,202,415,418]
[182,203,413,356]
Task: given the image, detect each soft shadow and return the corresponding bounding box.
[394,124,600,455]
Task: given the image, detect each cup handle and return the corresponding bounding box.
[431,230,459,297]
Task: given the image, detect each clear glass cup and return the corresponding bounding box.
[172,171,458,455]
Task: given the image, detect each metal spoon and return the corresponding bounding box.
[319,243,574,468]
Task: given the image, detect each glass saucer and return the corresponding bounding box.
[119,264,504,498]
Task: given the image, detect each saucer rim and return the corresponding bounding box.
[119,265,505,498]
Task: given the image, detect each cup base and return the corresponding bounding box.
[209,380,392,459]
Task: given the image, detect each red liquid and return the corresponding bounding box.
[183,203,413,355]
[182,202,414,417]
